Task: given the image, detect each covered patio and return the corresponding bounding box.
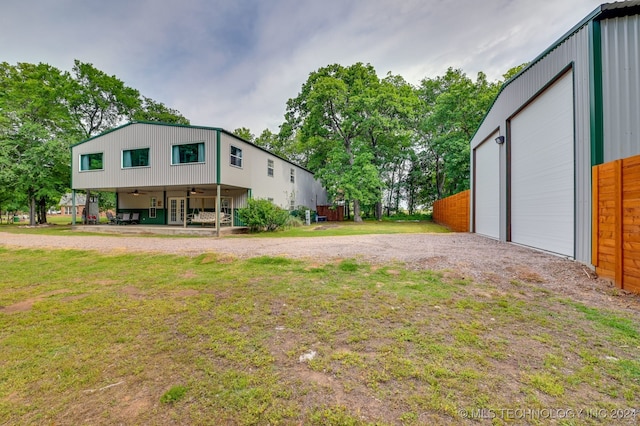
[72,183,249,237]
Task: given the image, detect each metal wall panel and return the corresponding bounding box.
[72,123,217,190]
[470,25,592,263]
[219,133,327,210]
[601,15,640,161]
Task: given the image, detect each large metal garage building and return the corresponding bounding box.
[470,1,640,265]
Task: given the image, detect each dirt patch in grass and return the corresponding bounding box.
[0,289,70,313]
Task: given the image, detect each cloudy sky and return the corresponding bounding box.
[2,0,605,134]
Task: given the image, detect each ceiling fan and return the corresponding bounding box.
[127,189,146,196]
[189,187,205,195]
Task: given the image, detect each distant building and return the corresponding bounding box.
[58,193,86,216]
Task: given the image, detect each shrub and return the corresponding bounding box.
[285,215,304,228]
[237,198,289,232]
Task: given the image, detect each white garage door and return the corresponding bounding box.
[474,133,500,239]
[510,72,574,257]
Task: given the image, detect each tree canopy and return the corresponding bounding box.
[0,56,526,223]
[0,60,188,223]
[270,63,517,219]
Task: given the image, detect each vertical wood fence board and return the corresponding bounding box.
[593,154,640,294]
[432,190,470,232]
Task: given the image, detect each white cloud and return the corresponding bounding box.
[1,0,604,133]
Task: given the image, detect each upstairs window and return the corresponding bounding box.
[230,145,243,167]
[290,168,295,183]
[267,159,274,177]
[172,142,204,165]
[80,153,103,171]
[122,148,150,168]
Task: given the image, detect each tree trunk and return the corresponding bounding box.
[353,199,363,222]
[37,197,47,224]
[375,201,382,221]
[29,196,36,226]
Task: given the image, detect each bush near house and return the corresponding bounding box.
[237,198,290,232]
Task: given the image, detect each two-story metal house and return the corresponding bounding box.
[71,121,328,230]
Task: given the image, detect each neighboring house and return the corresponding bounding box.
[70,121,328,228]
[469,1,640,265]
[58,193,86,216]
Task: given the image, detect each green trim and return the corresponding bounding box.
[589,20,604,166]
[216,129,221,184]
[248,188,252,199]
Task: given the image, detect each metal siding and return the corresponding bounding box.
[470,25,592,263]
[220,133,327,210]
[602,15,640,161]
[72,123,217,190]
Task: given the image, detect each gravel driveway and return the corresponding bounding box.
[1,231,638,312]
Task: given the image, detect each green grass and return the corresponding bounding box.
[239,220,449,238]
[0,248,638,425]
[0,218,449,238]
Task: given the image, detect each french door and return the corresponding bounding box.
[167,197,186,225]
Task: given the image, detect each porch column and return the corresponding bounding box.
[216,184,221,237]
[71,189,76,225]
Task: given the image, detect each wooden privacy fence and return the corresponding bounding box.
[592,154,640,294]
[316,205,344,221]
[432,190,470,232]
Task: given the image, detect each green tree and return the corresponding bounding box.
[0,62,77,224]
[232,127,255,142]
[68,60,141,138]
[284,63,415,222]
[0,60,189,224]
[414,68,499,200]
[132,97,189,124]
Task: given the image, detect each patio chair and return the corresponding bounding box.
[116,213,131,225]
[220,212,232,226]
[106,211,117,225]
[130,212,140,224]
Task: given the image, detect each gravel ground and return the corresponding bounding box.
[2,231,639,312]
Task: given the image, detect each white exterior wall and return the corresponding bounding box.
[72,122,327,213]
[219,132,326,210]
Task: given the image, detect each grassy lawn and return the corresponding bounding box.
[0,219,448,238]
[1,248,638,425]
[237,220,448,238]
